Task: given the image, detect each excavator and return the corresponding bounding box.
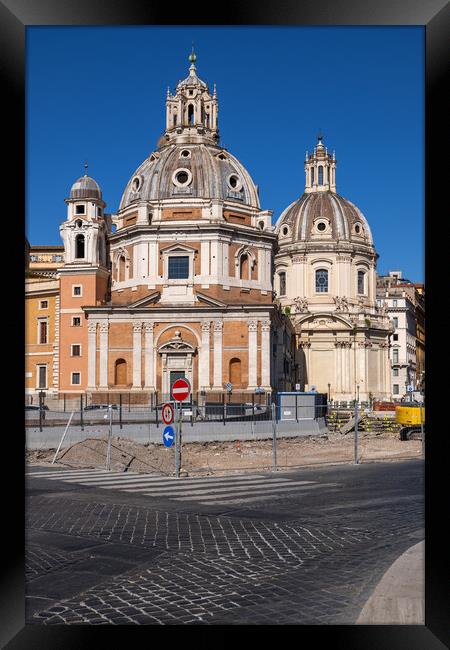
[396,403,425,440]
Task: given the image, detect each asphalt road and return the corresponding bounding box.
[25,459,424,625]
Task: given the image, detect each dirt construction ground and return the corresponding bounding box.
[26,430,423,477]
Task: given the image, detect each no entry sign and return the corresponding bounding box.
[162,402,174,425]
[172,378,191,402]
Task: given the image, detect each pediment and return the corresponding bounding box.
[159,243,198,254]
[295,312,354,330]
[128,291,161,308]
[158,339,196,353]
[195,291,227,307]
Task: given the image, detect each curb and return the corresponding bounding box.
[356,540,424,624]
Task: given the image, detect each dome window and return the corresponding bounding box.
[258,220,265,230]
[180,149,191,158]
[357,270,366,295]
[76,220,83,228]
[227,174,242,191]
[317,222,326,232]
[318,166,324,185]
[281,225,289,237]
[172,168,192,188]
[218,153,227,161]
[354,223,362,235]
[132,176,141,192]
[75,205,85,215]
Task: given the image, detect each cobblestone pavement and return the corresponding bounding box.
[26,461,424,625]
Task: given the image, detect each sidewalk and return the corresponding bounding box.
[357,540,424,624]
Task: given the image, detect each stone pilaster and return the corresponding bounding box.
[87,321,97,389]
[143,322,155,390]
[199,321,211,389]
[132,322,143,388]
[260,319,271,388]
[248,319,258,388]
[99,322,109,389]
[212,320,223,389]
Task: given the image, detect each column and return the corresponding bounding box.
[87,321,97,388]
[99,321,109,389]
[260,319,271,388]
[334,342,341,394]
[199,321,211,389]
[143,322,155,389]
[248,319,258,388]
[212,320,223,389]
[132,322,142,388]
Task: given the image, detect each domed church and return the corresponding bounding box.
[57,51,295,398]
[274,135,392,402]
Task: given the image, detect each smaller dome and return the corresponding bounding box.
[70,174,102,200]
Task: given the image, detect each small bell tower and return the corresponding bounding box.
[58,166,110,393]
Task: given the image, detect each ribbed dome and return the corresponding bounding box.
[119,143,260,210]
[69,175,102,200]
[275,191,373,245]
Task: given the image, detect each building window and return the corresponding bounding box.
[393,348,399,363]
[357,270,366,295]
[38,319,48,344]
[72,317,81,327]
[75,234,85,259]
[279,271,286,296]
[393,299,398,307]
[97,207,102,216]
[318,165,323,185]
[168,256,189,279]
[315,269,329,293]
[71,372,81,385]
[37,365,47,389]
[229,358,242,386]
[71,344,81,357]
[393,384,399,395]
[72,285,82,296]
[39,300,48,309]
[393,334,398,341]
[311,168,314,184]
[75,205,85,215]
[393,368,399,377]
[393,317,398,328]
[188,104,194,125]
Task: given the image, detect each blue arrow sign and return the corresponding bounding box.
[163,425,175,448]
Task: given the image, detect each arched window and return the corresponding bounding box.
[114,359,127,385]
[311,167,315,185]
[173,112,177,126]
[279,271,286,296]
[75,234,85,259]
[229,358,242,386]
[315,268,329,293]
[240,254,249,280]
[357,270,366,294]
[318,165,323,185]
[188,104,194,125]
[118,255,126,282]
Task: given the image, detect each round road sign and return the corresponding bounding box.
[162,402,174,425]
[163,425,175,447]
[172,378,191,402]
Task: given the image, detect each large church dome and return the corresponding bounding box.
[119,143,260,210]
[275,190,373,245]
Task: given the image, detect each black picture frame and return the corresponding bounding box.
[3,0,447,647]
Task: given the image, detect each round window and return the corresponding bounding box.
[282,226,289,236]
[258,221,265,230]
[317,222,327,232]
[172,168,192,188]
[227,174,242,191]
[355,224,361,234]
[132,176,141,192]
[180,150,191,158]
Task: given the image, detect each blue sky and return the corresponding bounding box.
[26,26,424,282]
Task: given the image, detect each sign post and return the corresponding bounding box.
[171,378,191,478]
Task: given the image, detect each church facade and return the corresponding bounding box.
[25,52,392,403]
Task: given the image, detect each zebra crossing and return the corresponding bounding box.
[26,468,339,506]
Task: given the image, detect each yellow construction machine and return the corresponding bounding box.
[395,404,425,440]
